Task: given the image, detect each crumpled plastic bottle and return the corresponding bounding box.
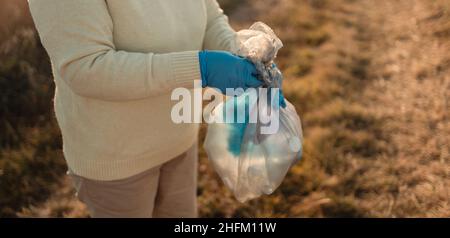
[204,22,303,202]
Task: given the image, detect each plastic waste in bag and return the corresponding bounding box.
[204,22,303,202]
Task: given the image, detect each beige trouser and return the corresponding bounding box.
[68,143,198,218]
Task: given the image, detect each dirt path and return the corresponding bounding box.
[357,0,450,217]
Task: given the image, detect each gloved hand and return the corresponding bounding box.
[199,50,263,95]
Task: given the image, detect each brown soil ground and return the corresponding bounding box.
[357,0,450,217]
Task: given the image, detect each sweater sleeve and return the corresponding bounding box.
[28,0,200,101]
[203,0,238,53]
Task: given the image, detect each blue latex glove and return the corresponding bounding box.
[199,50,263,95]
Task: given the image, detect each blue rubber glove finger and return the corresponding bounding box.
[245,59,259,75]
[243,60,264,88]
[245,75,264,88]
[279,89,287,108]
[269,88,286,109]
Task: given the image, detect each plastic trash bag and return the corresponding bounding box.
[204,22,303,202]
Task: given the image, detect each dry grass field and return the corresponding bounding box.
[1,0,449,217]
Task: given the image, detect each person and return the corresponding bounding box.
[29,0,282,218]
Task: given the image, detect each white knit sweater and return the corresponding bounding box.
[28,0,238,180]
